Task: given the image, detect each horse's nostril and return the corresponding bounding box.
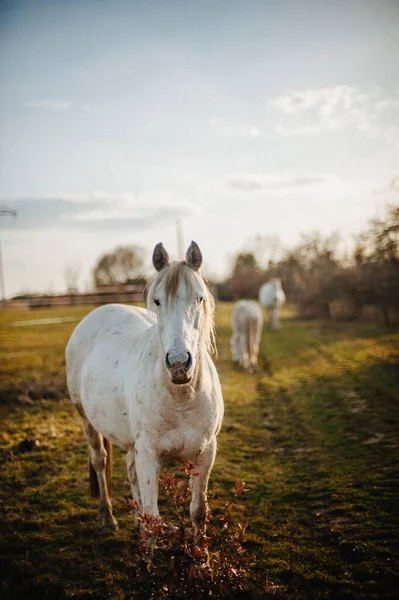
[165,353,171,368]
[185,352,192,371]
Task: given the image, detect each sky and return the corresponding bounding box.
[0,0,398,297]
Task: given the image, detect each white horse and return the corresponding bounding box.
[231,300,263,373]
[258,278,286,330]
[65,241,224,551]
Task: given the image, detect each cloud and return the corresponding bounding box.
[265,85,399,147]
[375,99,399,111]
[267,85,355,116]
[225,174,333,192]
[0,198,87,229]
[209,117,261,139]
[1,192,197,232]
[272,124,323,137]
[225,178,264,192]
[24,99,72,110]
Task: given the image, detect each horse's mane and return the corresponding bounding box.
[146,261,216,355]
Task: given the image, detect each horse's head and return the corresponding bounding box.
[147,241,215,385]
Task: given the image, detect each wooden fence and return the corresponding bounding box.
[7,284,146,309]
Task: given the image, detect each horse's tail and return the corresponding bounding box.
[247,319,255,367]
[89,437,113,498]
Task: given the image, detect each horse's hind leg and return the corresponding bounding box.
[253,320,262,369]
[230,332,240,363]
[274,306,280,330]
[126,447,142,529]
[267,307,273,330]
[81,417,118,531]
[239,333,249,370]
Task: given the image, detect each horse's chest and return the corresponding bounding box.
[156,421,209,461]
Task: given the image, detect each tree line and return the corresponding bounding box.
[92,204,398,324]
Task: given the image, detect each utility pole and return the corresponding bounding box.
[0,206,18,303]
[176,219,184,259]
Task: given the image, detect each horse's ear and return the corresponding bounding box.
[152,243,170,272]
[185,241,202,271]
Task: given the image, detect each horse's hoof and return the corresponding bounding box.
[101,525,119,534]
[102,520,118,533]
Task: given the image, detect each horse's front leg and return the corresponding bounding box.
[190,437,217,543]
[126,446,142,530]
[135,439,161,554]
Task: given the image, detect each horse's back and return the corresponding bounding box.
[232,300,263,332]
[66,304,152,358]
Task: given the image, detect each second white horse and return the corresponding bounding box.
[258,278,285,330]
[231,300,263,373]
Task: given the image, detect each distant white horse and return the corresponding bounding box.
[231,300,263,373]
[65,241,224,552]
[258,278,286,330]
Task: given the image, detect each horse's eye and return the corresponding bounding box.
[198,296,204,304]
[154,299,160,307]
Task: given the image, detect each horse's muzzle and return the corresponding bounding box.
[165,352,192,384]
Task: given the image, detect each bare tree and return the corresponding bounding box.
[64,264,81,293]
[93,246,145,287]
[354,204,399,324]
[232,252,259,272]
[226,252,263,299]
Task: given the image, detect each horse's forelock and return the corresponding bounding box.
[147,261,216,354]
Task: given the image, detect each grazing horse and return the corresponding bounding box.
[65,241,224,551]
[258,278,286,330]
[231,300,263,373]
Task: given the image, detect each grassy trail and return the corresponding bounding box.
[213,304,399,598]
[0,303,398,599]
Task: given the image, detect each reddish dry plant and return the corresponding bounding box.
[126,462,252,598]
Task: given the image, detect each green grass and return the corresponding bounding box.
[1,303,398,599]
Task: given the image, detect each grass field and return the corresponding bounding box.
[1,302,398,599]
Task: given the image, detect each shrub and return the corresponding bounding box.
[126,461,254,599]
